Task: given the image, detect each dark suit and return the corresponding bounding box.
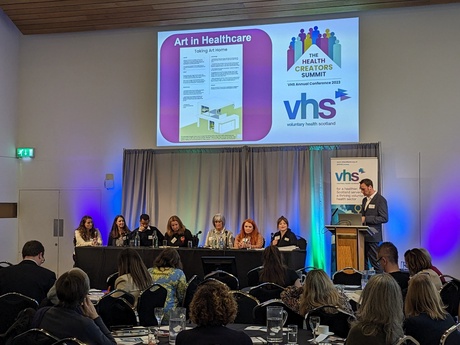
[0,260,56,303]
[361,192,388,270]
[130,226,164,247]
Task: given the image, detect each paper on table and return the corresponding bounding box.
[251,336,268,344]
[309,333,328,342]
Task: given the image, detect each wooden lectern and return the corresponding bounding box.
[325,225,374,271]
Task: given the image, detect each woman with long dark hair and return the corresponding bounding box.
[258,246,300,287]
[74,215,102,247]
[107,215,131,246]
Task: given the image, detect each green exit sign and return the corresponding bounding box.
[16,147,35,158]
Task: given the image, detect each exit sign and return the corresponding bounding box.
[16,147,35,158]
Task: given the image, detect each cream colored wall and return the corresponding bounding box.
[10,3,460,275]
[0,12,20,262]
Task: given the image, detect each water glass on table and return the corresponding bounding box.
[287,324,298,344]
[169,307,186,344]
[309,316,321,344]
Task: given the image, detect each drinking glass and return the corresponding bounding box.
[287,324,298,344]
[309,316,320,344]
[154,307,164,329]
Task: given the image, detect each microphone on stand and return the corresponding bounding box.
[330,207,339,225]
[193,231,202,247]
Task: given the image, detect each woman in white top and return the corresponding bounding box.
[74,215,102,247]
[205,214,234,248]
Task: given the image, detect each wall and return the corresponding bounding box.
[15,4,460,275]
[0,12,19,261]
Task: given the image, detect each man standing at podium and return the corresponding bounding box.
[359,178,388,271]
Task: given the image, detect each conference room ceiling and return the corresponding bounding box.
[0,0,458,35]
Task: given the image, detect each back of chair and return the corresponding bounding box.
[230,291,259,324]
[332,267,362,286]
[305,305,356,338]
[106,289,135,307]
[137,284,167,326]
[9,328,59,345]
[249,282,285,303]
[0,261,13,268]
[0,292,39,334]
[106,271,119,292]
[204,270,239,290]
[394,335,420,345]
[296,237,307,250]
[182,275,201,320]
[253,299,303,328]
[51,337,87,345]
[96,296,137,329]
[439,279,460,320]
[247,266,263,287]
[440,323,460,345]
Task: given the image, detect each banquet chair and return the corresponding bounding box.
[0,261,12,268]
[296,236,307,250]
[439,275,460,320]
[230,290,259,324]
[204,270,239,290]
[96,295,137,330]
[9,328,59,345]
[253,299,303,328]
[246,266,263,287]
[0,292,39,334]
[394,335,420,345]
[51,338,87,345]
[295,266,317,284]
[332,267,362,286]
[104,289,135,306]
[248,282,285,303]
[305,305,356,338]
[106,271,119,292]
[182,275,201,320]
[137,283,167,326]
[439,322,460,345]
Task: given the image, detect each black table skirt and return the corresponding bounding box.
[74,246,307,290]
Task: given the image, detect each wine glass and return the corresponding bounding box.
[154,307,164,330]
[309,316,321,344]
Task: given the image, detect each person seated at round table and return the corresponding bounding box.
[281,268,352,316]
[257,246,301,287]
[32,269,116,344]
[270,215,297,247]
[234,218,264,249]
[164,215,194,247]
[204,213,234,248]
[112,248,153,307]
[404,248,442,290]
[107,215,131,246]
[345,274,404,345]
[74,215,102,247]
[175,280,252,345]
[404,273,460,345]
[148,248,186,322]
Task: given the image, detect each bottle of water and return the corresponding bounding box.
[218,236,224,250]
[134,231,140,247]
[152,231,159,248]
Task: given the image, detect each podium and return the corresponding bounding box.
[325,225,375,271]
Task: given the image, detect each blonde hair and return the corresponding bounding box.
[405,273,447,319]
[299,269,342,316]
[353,273,404,345]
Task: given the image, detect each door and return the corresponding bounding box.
[18,189,102,277]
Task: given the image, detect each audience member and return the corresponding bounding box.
[404,273,460,345]
[418,247,446,284]
[175,280,252,345]
[0,240,56,304]
[149,248,186,321]
[164,215,194,247]
[281,269,352,316]
[130,213,163,247]
[45,267,88,307]
[205,213,234,248]
[271,215,297,247]
[404,248,442,290]
[113,248,153,307]
[377,242,410,291]
[234,218,264,249]
[258,246,300,287]
[32,269,116,344]
[74,215,102,247]
[107,215,131,246]
[346,274,404,345]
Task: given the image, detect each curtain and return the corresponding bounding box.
[122,143,380,269]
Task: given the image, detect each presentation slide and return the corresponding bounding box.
[157,17,359,147]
